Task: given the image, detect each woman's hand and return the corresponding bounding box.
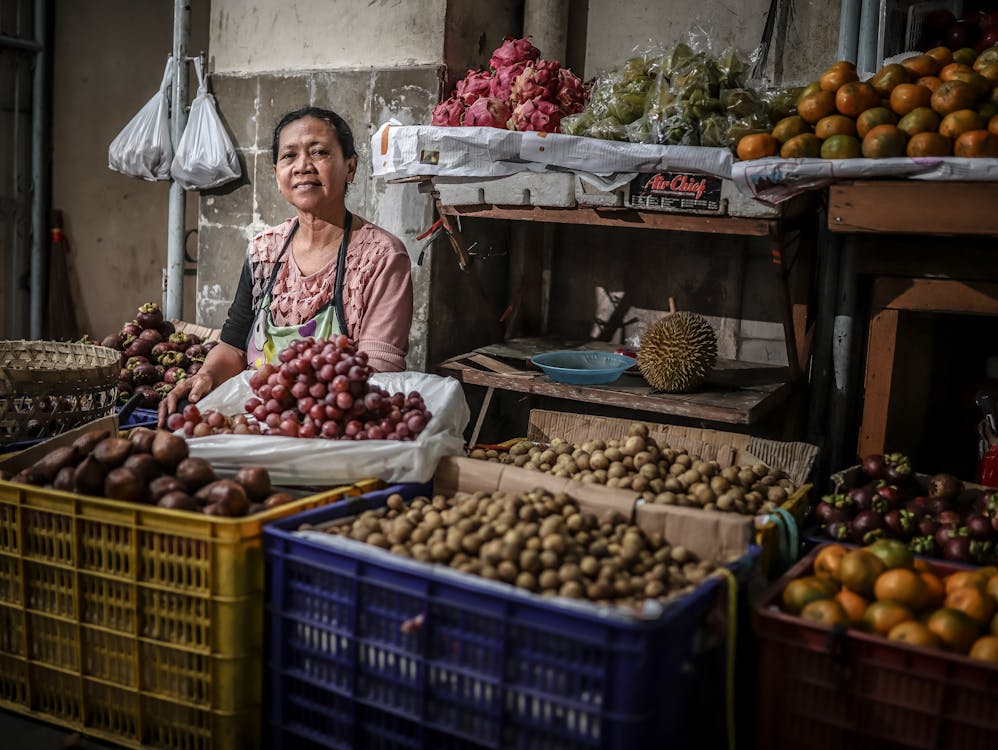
[157,340,247,427]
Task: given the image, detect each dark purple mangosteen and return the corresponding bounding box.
[851,510,887,545]
[136,302,164,330]
[942,534,972,563]
[861,454,887,481]
[966,514,994,542]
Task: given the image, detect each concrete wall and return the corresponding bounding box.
[51,0,210,339]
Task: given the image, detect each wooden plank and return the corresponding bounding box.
[829,181,998,236]
[440,204,773,237]
[873,278,998,316]
[859,307,900,459]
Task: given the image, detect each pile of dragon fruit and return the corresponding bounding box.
[430,36,586,133]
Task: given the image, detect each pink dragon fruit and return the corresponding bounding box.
[509,60,562,106]
[488,36,540,71]
[555,68,587,114]
[454,69,494,105]
[489,61,527,101]
[431,96,466,127]
[463,97,512,129]
[508,98,563,133]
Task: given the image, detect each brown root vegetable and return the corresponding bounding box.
[149,475,186,502]
[73,456,108,495]
[197,480,249,516]
[234,466,272,502]
[53,465,77,492]
[104,467,145,502]
[128,427,157,454]
[123,453,162,483]
[92,437,133,467]
[175,457,217,491]
[151,430,189,469]
[157,491,199,511]
[263,492,296,509]
[72,429,111,456]
[27,445,80,485]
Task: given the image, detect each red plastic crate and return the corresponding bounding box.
[752,546,998,750]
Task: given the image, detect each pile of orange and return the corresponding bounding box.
[781,539,998,661]
[737,45,998,160]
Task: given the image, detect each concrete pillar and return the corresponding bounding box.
[524,0,569,62]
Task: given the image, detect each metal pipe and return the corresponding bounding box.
[806,227,841,459]
[28,0,50,339]
[0,34,41,53]
[165,0,191,322]
[857,0,880,73]
[9,42,23,337]
[836,0,861,63]
[828,237,857,473]
[523,0,569,62]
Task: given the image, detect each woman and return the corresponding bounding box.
[160,106,413,423]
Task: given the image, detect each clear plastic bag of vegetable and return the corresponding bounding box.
[586,116,629,141]
[761,85,806,122]
[560,111,594,137]
[624,115,656,144]
[698,114,733,147]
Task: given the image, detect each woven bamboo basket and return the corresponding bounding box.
[0,340,121,446]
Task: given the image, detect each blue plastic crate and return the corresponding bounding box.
[265,483,758,750]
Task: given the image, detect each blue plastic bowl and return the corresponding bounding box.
[530,350,637,385]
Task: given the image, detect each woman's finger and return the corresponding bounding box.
[187,374,214,403]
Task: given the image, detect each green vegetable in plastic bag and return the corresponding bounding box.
[587,116,628,141]
[624,116,655,143]
[607,91,647,124]
[716,48,748,89]
[699,114,732,147]
[560,111,593,137]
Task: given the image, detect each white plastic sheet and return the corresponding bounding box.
[183,370,470,486]
[108,57,175,181]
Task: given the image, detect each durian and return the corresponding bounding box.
[637,312,717,393]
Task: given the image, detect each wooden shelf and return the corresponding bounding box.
[438,203,775,237]
[441,339,792,425]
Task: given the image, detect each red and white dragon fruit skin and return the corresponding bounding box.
[488,36,540,71]
[555,68,587,115]
[430,96,466,127]
[508,98,563,133]
[454,69,493,105]
[463,97,513,129]
[489,61,527,101]
[509,60,562,106]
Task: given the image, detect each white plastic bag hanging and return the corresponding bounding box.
[108,56,175,181]
[170,57,241,190]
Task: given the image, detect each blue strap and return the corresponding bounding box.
[770,507,800,569]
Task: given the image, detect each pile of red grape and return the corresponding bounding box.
[243,335,431,440]
[166,405,263,437]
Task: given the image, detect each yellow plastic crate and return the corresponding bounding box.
[0,476,381,749]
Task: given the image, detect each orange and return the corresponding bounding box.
[975,63,998,86]
[867,538,914,570]
[945,586,997,625]
[939,109,985,139]
[986,574,998,602]
[969,635,998,662]
[927,607,980,653]
[771,115,811,144]
[863,600,914,636]
[897,107,941,137]
[889,83,933,116]
[974,47,998,71]
[862,124,907,158]
[888,620,940,649]
[901,54,940,79]
[990,611,998,636]
[856,107,897,138]
[736,133,780,161]
[912,558,932,572]
[869,64,910,97]
[907,130,952,157]
[835,81,880,117]
[875,568,927,610]
[821,134,862,159]
[840,549,887,596]
[939,62,975,81]
[780,133,822,158]
[982,103,998,120]
[801,598,850,626]
[925,47,954,68]
[957,130,998,157]
[918,570,947,610]
[815,114,858,139]
[797,90,838,124]
[797,81,823,102]
[947,70,989,98]
[990,115,998,136]
[945,569,989,594]
[835,588,869,625]
[916,75,943,93]
[931,80,978,116]
[953,48,977,66]
[782,575,837,614]
[814,544,849,582]
[820,65,859,92]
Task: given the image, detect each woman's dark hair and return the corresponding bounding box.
[271,106,357,165]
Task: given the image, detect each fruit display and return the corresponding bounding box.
[0,426,292,515]
[430,36,586,132]
[305,487,720,608]
[737,45,998,160]
[468,422,797,516]
[811,451,998,564]
[86,302,218,408]
[166,404,264,436]
[917,7,998,54]
[636,311,718,393]
[779,539,998,661]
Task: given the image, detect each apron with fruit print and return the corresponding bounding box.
[246,212,351,368]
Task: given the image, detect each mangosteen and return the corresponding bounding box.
[884,509,916,540]
[121,320,142,338]
[203,340,217,353]
[917,514,939,537]
[185,344,207,363]
[906,496,930,515]
[909,535,938,557]
[936,510,962,528]
[101,333,124,350]
[124,337,154,360]
[136,302,164,330]
[928,496,954,516]
[969,540,995,566]
[848,482,877,511]
[966,514,994,541]
[188,362,202,376]
[138,328,163,346]
[861,454,887,480]
[153,382,174,399]
[942,534,972,563]
[133,363,161,386]
[126,355,149,371]
[851,509,887,544]
[825,521,853,542]
[116,384,134,404]
[160,350,188,369]
[883,452,912,485]
[163,366,187,385]
[133,385,159,409]
[935,525,959,550]
[927,473,963,500]
[157,319,176,337]
[187,333,203,346]
[168,332,192,349]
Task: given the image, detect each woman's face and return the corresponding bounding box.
[274,116,357,217]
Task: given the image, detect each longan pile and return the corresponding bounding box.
[468,423,795,516]
[313,489,720,609]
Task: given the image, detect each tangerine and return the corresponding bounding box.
[973,62,998,86]
[953,47,977,66]
[945,569,989,594]
[931,80,978,115]
[991,611,998,635]
[801,598,850,626]
[867,538,914,570]
[869,64,910,96]
[815,114,858,139]
[888,620,941,649]
[736,133,780,161]
[918,570,947,609]
[874,568,927,610]
[975,47,998,70]
[863,600,914,636]
[901,54,940,78]
[939,62,975,81]
[890,83,933,116]
[939,109,985,138]
[862,124,907,158]
[947,70,989,98]
[986,574,998,602]
[835,81,880,117]
[814,544,848,582]
[821,134,862,159]
[925,46,954,68]
[771,115,812,144]
[840,549,887,596]
[835,589,868,624]
[897,106,941,136]
[969,635,998,662]
[780,133,822,158]
[798,81,823,102]
[820,65,859,92]
[783,575,837,614]
[856,107,897,138]
[945,586,997,625]
[916,75,943,92]
[927,607,980,653]
[797,90,838,124]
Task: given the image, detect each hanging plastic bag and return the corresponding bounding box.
[170,57,241,190]
[108,56,175,181]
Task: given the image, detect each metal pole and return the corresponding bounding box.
[857,0,880,72]
[28,0,50,339]
[166,0,191,322]
[836,0,861,63]
[10,38,23,337]
[828,237,857,474]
